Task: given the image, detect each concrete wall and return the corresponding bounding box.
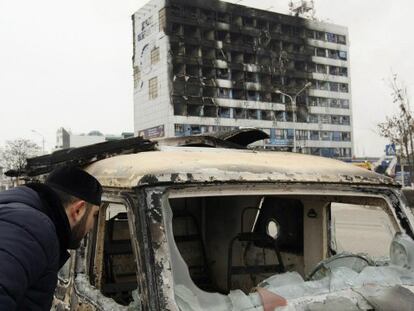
[133,0,173,138]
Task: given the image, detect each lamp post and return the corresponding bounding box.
[31,129,45,154]
[276,82,312,152]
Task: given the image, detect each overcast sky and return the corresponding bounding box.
[1,0,413,156]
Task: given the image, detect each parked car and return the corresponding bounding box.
[20,131,414,310]
[395,171,411,186]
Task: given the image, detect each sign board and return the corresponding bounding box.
[385,144,396,156]
[268,139,293,146]
[138,125,165,139]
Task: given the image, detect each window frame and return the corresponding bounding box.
[149,76,158,100]
[150,47,160,65]
[87,193,143,306]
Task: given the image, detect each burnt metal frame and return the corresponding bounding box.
[133,187,167,310]
[6,136,156,177]
[133,182,412,310]
[79,191,149,310]
[68,182,412,310]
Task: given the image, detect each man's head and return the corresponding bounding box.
[46,166,102,249]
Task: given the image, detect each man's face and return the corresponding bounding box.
[68,204,99,249]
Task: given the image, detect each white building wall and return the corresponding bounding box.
[305,19,353,155]
[133,0,172,139]
[70,135,105,148]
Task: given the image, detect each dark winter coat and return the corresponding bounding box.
[0,184,71,311]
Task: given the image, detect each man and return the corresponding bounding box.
[0,166,102,310]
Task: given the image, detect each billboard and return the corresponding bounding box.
[138,125,165,139]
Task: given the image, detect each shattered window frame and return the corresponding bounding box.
[321,130,332,140]
[149,77,158,100]
[151,47,160,65]
[330,98,340,108]
[326,32,337,43]
[337,34,347,45]
[341,99,350,109]
[85,196,142,307]
[317,80,329,91]
[338,50,347,60]
[296,129,309,140]
[309,96,318,106]
[340,83,349,93]
[328,49,338,59]
[133,66,141,89]
[174,124,185,136]
[341,132,351,141]
[319,97,329,107]
[218,106,231,118]
[316,63,327,74]
[306,29,315,39]
[160,185,403,308]
[332,131,341,141]
[308,114,319,123]
[341,115,351,125]
[315,48,326,57]
[315,31,325,41]
[310,130,320,140]
[158,8,166,32]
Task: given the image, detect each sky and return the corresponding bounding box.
[0,0,413,156]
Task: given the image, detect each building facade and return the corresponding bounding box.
[56,127,134,150]
[133,0,353,158]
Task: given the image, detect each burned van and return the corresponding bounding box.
[22,134,414,310]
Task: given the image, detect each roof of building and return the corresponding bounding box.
[84,146,397,189]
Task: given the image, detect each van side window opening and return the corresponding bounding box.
[88,203,138,306]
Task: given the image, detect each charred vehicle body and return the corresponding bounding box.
[15,131,414,310]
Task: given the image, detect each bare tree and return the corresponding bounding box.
[378,74,414,184]
[0,139,41,177]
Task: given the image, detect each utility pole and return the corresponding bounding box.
[276,82,312,152]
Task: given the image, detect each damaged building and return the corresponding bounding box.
[132,0,352,158]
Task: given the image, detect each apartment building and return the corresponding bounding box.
[133,0,353,158]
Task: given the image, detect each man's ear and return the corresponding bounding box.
[66,200,86,227]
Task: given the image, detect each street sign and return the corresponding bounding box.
[385,144,396,156]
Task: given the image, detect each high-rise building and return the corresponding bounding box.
[132,0,353,158]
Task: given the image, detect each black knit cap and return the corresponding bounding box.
[45,166,102,206]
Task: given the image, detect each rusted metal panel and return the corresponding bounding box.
[93,203,108,290]
[131,189,162,311]
[145,188,179,310]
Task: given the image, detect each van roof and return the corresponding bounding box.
[84,146,397,188]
